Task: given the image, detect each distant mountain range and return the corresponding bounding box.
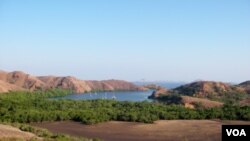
[0,70,145,93]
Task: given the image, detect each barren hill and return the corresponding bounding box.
[173,81,246,98]
[38,76,92,93]
[0,80,25,93]
[0,70,144,93]
[0,70,45,91]
[86,80,145,91]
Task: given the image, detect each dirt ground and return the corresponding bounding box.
[0,124,38,140]
[31,120,250,141]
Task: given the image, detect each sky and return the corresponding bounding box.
[0,0,249,83]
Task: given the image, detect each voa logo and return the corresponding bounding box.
[226,129,246,137]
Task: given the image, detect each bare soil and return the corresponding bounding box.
[31,120,250,141]
[0,124,38,140]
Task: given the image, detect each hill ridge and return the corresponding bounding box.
[0,70,145,93]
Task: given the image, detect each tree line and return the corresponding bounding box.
[0,90,249,125]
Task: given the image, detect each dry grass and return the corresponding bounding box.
[181,96,223,108]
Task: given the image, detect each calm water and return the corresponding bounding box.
[56,90,154,102]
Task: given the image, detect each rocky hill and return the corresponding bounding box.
[0,70,145,93]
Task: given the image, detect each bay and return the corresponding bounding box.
[55,90,154,102]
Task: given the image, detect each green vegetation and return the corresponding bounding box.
[154,94,183,104]
[0,90,249,125]
[155,90,249,105]
[221,92,248,104]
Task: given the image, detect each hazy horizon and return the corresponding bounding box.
[0,0,249,83]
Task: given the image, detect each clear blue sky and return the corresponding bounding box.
[0,0,249,82]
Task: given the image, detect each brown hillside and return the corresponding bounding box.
[148,80,249,107]
[174,81,245,98]
[148,90,223,109]
[38,76,92,93]
[144,84,169,98]
[0,80,25,93]
[238,81,250,94]
[0,70,143,93]
[148,88,169,98]
[181,96,223,108]
[0,71,45,91]
[86,80,146,91]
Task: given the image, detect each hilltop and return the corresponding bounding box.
[0,70,145,93]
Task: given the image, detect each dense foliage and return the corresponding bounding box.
[0,90,249,125]
[154,94,183,104]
